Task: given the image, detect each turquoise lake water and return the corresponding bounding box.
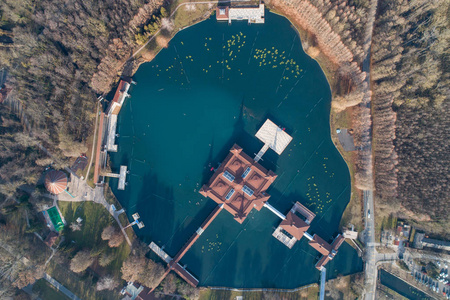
[110,11,363,288]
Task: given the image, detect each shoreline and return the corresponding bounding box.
[266,4,362,231]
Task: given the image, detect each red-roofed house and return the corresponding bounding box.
[216,6,229,21]
[312,234,346,270]
[107,78,131,116]
[309,234,333,256]
[280,212,310,240]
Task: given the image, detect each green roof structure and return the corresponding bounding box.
[47,206,64,232]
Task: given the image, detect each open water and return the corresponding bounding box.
[110,11,363,288]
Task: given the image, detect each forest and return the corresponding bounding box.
[371,0,449,236]
[0,0,449,298]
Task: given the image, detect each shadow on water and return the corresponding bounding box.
[136,172,175,247]
[205,245,238,289]
[243,249,265,288]
[200,98,281,188]
[168,200,218,257]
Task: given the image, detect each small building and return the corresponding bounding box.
[106,78,131,116]
[44,170,68,195]
[200,144,277,223]
[120,282,144,300]
[312,234,345,271]
[44,231,59,248]
[227,4,265,24]
[272,202,316,248]
[216,6,229,21]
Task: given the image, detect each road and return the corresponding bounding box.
[363,190,377,300]
[360,0,378,296]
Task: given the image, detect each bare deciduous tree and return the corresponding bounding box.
[70,250,94,273]
[96,276,119,291]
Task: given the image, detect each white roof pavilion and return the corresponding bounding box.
[255,119,293,155]
[228,4,265,24]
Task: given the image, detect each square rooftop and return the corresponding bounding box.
[200,144,277,223]
[255,119,293,155]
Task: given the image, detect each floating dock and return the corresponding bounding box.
[254,119,292,162]
[102,165,127,190]
[106,114,118,152]
[118,165,127,190]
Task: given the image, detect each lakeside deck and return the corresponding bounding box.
[106,114,118,152]
[217,4,265,24]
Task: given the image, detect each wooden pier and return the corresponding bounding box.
[148,205,224,293]
[263,202,286,220]
[254,144,269,162]
[101,165,127,190]
[149,242,172,263]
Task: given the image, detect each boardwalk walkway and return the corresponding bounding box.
[44,273,82,300]
[319,268,326,300]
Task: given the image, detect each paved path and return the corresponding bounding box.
[43,273,82,300]
[85,99,102,180]
[208,283,317,293]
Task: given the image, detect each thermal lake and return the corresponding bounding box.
[110,11,363,288]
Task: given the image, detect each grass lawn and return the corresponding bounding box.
[58,200,131,267]
[58,201,113,251]
[32,278,70,300]
[52,201,131,299]
[331,108,363,232]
